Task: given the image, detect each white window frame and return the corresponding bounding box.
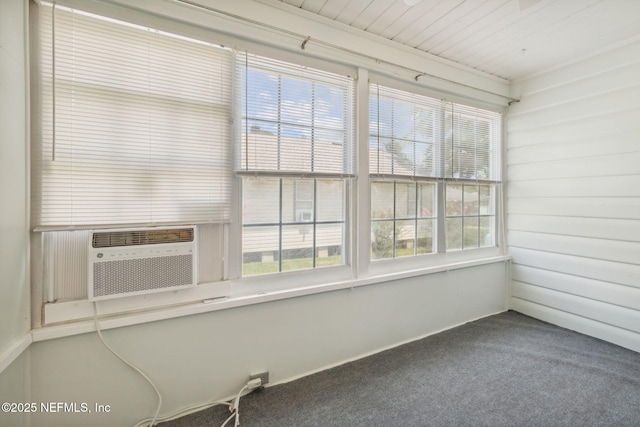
[367,79,503,277]
[234,51,355,281]
[30,1,507,335]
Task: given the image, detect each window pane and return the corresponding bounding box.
[418,183,435,218]
[371,220,394,260]
[416,219,434,255]
[242,226,279,276]
[446,184,463,216]
[316,180,343,222]
[396,183,416,219]
[479,216,494,248]
[463,216,479,249]
[285,179,314,223]
[280,129,313,172]
[371,181,394,219]
[446,217,462,251]
[395,220,415,258]
[479,185,493,215]
[243,178,280,225]
[464,185,479,215]
[281,77,312,126]
[316,223,343,267]
[281,225,314,272]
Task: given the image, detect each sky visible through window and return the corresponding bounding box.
[242,68,348,143]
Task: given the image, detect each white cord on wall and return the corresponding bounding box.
[92,302,163,426]
[93,303,262,426]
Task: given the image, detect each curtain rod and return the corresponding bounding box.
[171,0,519,104]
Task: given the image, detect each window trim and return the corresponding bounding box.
[40,255,509,338]
[29,3,507,332]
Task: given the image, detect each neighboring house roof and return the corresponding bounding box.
[240,130,417,177]
[240,131,350,174]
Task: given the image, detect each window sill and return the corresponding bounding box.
[34,253,510,343]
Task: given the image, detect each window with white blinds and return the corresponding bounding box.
[444,103,501,181]
[369,84,501,182]
[238,54,354,275]
[238,53,354,176]
[34,3,233,229]
[369,83,501,255]
[369,84,442,179]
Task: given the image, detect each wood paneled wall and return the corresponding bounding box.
[507,40,640,352]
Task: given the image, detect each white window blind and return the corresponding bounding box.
[444,103,501,182]
[370,84,501,182]
[34,4,233,229]
[238,53,354,176]
[369,84,443,179]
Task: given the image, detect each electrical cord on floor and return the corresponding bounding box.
[220,385,247,427]
[92,302,163,427]
[134,399,231,427]
[222,378,262,427]
[131,376,262,426]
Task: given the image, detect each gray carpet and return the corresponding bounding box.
[161,311,640,426]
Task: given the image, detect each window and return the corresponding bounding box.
[369,84,440,260]
[33,3,232,302]
[370,83,501,257]
[34,4,232,229]
[31,1,503,324]
[443,103,501,250]
[238,54,354,276]
[294,180,314,223]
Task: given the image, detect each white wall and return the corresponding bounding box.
[0,0,30,425]
[0,351,29,427]
[0,0,30,356]
[507,40,640,352]
[27,263,506,427]
[0,2,511,426]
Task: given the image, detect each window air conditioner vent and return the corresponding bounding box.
[88,227,197,301]
[92,228,194,248]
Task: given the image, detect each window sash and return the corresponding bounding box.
[369,83,501,182]
[370,180,437,260]
[34,3,233,230]
[369,84,443,178]
[238,52,355,177]
[242,177,347,276]
[444,103,501,181]
[445,183,497,250]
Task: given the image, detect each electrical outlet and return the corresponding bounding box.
[250,371,269,386]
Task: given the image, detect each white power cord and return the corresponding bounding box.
[93,303,262,427]
[222,378,262,427]
[134,378,260,427]
[133,376,262,426]
[92,303,163,426]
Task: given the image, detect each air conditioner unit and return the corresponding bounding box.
[88,227,197,301]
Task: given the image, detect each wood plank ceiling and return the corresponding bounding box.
[272,0,640,81]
